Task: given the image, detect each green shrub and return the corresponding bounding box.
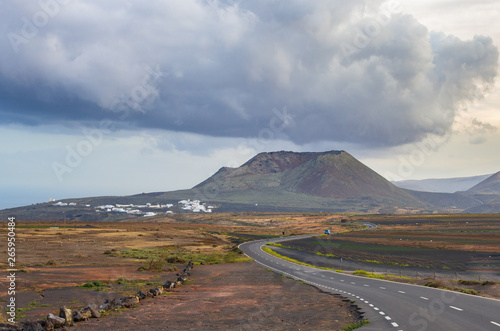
[116,277,128,285]
[81,280,105,288]
[144,259,164,272]
[454,287,478,295]
[28,302,50,308]
[343,320,370,331]
[424,281,443,288]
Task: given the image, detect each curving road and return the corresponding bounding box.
[239,232,500,331]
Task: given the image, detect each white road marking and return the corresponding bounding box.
[247,238,411,331]
[420,297,429,300]
[491,321,500,327]
[450,306,463,311]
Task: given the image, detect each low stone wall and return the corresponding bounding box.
[0,262,194,331]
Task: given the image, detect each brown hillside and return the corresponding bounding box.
[281,151,411,199]
[194,150,422,206]
[467,171,500,194]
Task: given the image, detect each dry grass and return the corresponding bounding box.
[1,214,345,269]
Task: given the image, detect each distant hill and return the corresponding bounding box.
[464,199,500,214]
[404,190,481,210]
[392,174,492,193]
[193,150,423,209]
[466,172,500,195]
[461,172,500,213]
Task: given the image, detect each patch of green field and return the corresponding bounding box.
[352,270,410,280]
[112,246,252,266]
[424,281,478,295]
[342,320,370,331]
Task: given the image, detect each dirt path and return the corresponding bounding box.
[69,262,360,330]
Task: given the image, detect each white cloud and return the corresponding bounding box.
[0,0,497,147]
[1,0,500,208]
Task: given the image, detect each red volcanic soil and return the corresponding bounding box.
[1,263,361,330]
[73,262,360,330]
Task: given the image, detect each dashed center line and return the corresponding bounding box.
[491,321,500,327]
[420,297,429,300]
[251,241,408,331]
[450,306,463,311]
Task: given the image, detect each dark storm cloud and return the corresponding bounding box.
[0,0,498,146]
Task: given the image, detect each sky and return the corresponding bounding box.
[1,0,499,209]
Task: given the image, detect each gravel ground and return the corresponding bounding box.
[70,262,361,330]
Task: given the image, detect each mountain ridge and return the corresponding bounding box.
[2,150,499,217]
[392,174,493,193]
[467,171,500,195]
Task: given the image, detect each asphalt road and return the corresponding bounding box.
[239,233,500,331]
